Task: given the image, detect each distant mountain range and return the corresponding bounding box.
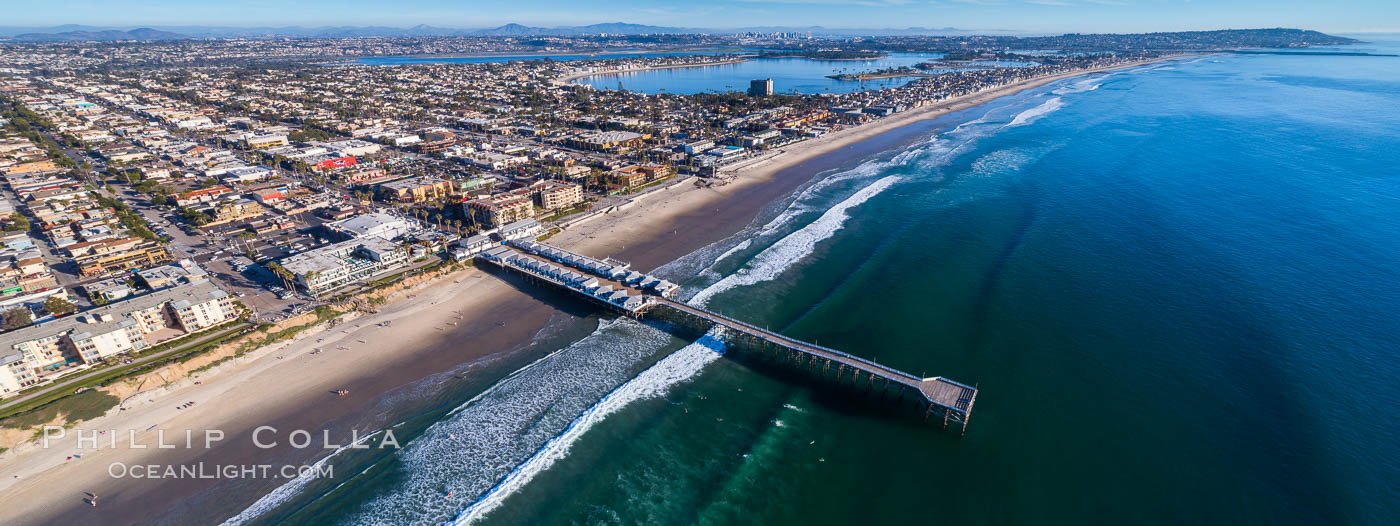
[7,27,189,41]
[0,22,1012,40]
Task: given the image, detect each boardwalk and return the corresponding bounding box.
[478,241,979,433]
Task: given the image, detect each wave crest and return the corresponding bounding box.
[1007,97,1064,127]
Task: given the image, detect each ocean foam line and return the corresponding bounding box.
[690,175,903,307]
[748,130,949,240]
[1053,80,1101,95]
[713,151,900,268]
[752,159,887,240]
[708,103,1002,275]
[712,239,752,265]
[443,318,615,419]
[217,430,383,526]
[344,318,675,525]
[449,330,728,525]
[1007,97,1064,127]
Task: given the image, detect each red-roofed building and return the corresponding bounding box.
[312,156,357,171]
[175,186,234,206]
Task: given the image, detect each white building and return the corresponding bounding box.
[280,238,409,296]
[324,212,412,241]
[449,234,496,261]
[221,166,274,184]
[317,139,382,157]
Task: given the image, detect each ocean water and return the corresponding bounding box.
[238,38,1400,525]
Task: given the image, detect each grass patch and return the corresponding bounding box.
[536,227,562,241]
[0,390,119,429]
[539,204,590,223]
[632,176,675,193]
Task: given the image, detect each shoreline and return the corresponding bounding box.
[0,53,1188,526]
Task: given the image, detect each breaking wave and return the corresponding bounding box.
[339,317,678,525]
[1007,97,1065,127]
[689,175,903,307]
[1053,78,1102,95]
[451,330,728,524]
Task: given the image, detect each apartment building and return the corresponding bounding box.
[0,280,237,396]
[465,192,535,227]
[533,180,584,211]
[610,165,649,188]
[175,185,234,207]
[197,199,266,226]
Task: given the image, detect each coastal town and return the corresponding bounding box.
[0,27,1351,402]
[0,24,1364,525]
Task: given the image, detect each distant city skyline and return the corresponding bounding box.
[6,1,1400,35]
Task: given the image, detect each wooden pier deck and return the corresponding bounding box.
[477,242,979,433]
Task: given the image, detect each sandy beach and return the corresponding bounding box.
[0,55,1181,525]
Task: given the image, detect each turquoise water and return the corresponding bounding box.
[577,53,946,95]
[241,38,1400,525]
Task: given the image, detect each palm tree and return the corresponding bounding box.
[237,232,256,252]
[266,262,296,291]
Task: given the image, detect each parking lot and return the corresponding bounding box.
[199,255,305,319]
[107,187,337,320]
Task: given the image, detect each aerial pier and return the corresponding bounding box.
[476,240,978,434]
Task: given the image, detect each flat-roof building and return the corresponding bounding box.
[325,212,412,241]
[279,237,409,296]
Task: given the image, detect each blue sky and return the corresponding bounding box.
[9,0,1400,34]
